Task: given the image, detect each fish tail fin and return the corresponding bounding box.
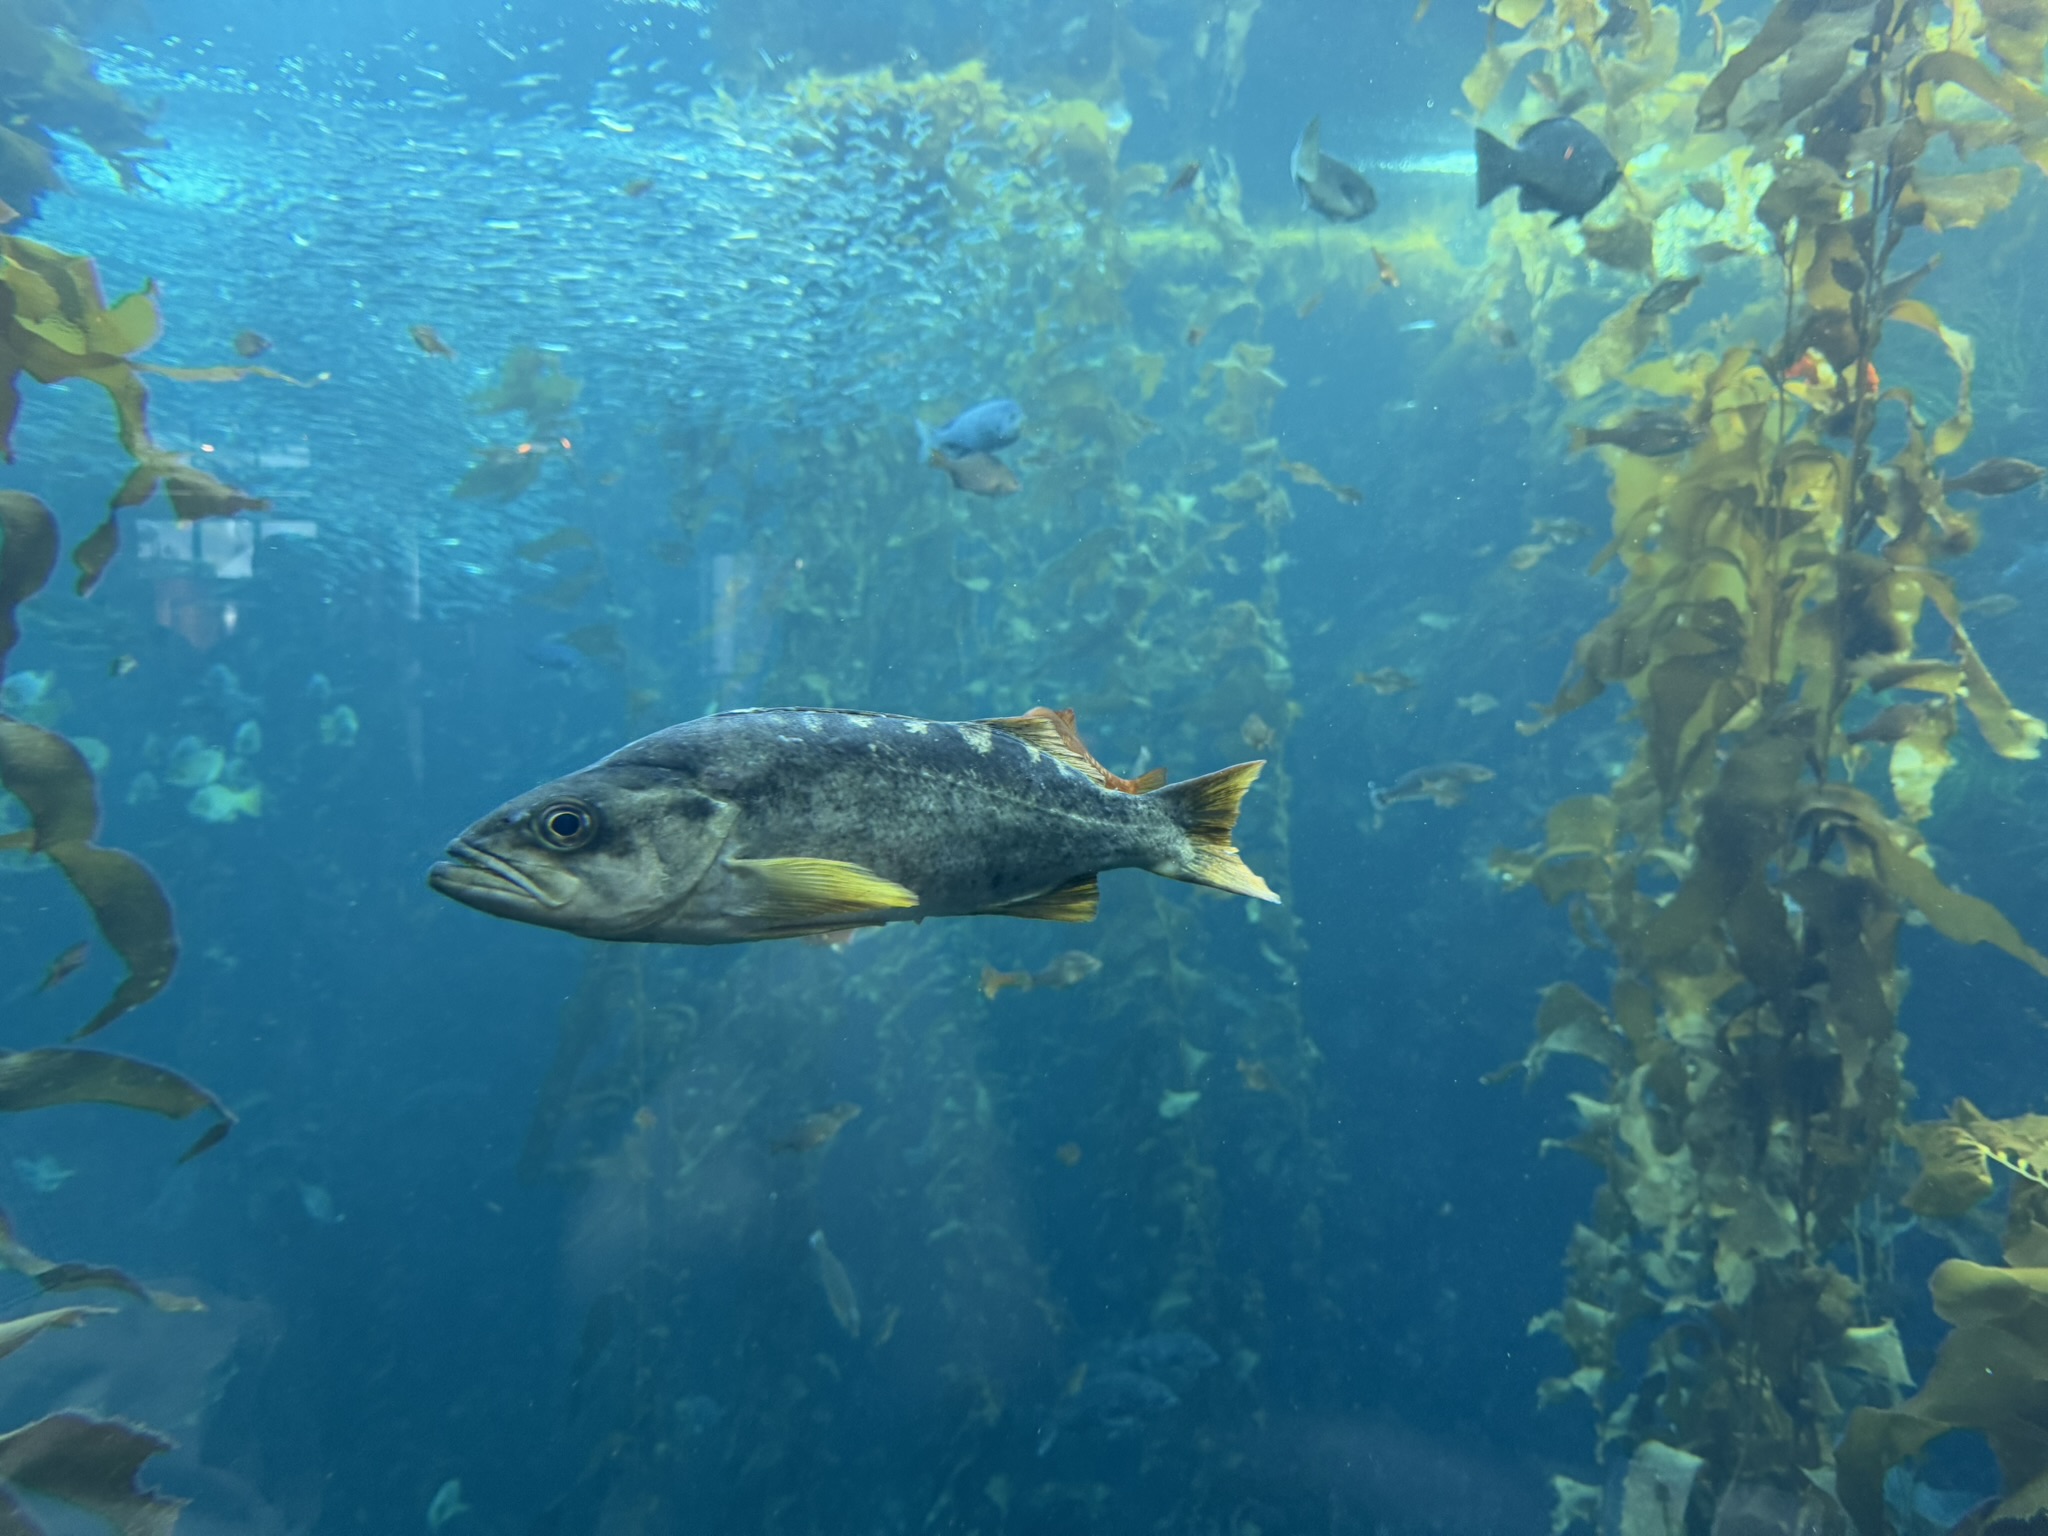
[1475,128,1517,208]
[915,419,936,459]
[1149,761,1279,903]
[979,965,1007,1000]
[1291,117,1320,184]
[1568,426,1592,454]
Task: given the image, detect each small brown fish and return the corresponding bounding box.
[1570,411,1700,458]
[233,330,273,358]
[1296,291,1325,319]
[1055,1142,1083,1166]
[1639,275,1701,316]
[1371,248,1401,288]
[1278,459,1363,504]
[1166,161,1200,196]
[980,950,1103,1001]
[1693,241,1748,265]
[1353,667,1419,695]
[1290,118,1377,222]
[809,1230,861,1339]
[1370,762,1494,814]
[621,178,654,197]
[1237,1057,1276,1092]
[109,655,138,679]
[1187,325,1207,347]
[409,324,457,360]
[36,943,88,994]
[773,1102,862,1153]
[1479,313,1519,350]
[1508,540,1556,571]
[1022,708,1165,795]
[1942,457,2046,498]
[929,450,1019,498]
[1687,179,1727,211]
[1961,593,2021,618]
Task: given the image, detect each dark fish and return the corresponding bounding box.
[1640,275,1701,316]
[1352,667,1418,694]
[1111,1330,1219,1392]
[1595,2,1638,41]
[429,708,1277,946]
[1166,161,1200,195]
[1290,118,1377,223]
[108,655,138,678]
[980,949,1102,1000]
[918,398,1023,458]
[1943,457,2046,498]
[233,330,272,358]
[1848,703,1937,745]
[773,1101,861,1153]
[621,178,654,197]
[1693,240,1749,264]
[1371,248,1400,288]
[1475,118,1620,224]
[1688,178,1727,211]
[1369,762,1495,813]
[409,324,456,359]
[930,450,1020,498]
[35,943,88,994]
[1570,410,1700,457]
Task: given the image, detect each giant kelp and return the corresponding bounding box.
[1478,0,2048,1524]
[0,0,159,219]
[511,59,1337,1536]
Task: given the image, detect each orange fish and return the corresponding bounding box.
[1023,706,1166,794]
[409,324,457,360]
[1371,247,1400,288]
[929,449,1019,498]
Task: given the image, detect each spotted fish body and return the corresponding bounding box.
[429,708,1275,946]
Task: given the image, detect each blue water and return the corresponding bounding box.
[3,1,2047,1534]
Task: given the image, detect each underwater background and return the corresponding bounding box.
[3,0,2048,1532]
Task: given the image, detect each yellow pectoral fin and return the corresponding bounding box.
[726,856,919,922]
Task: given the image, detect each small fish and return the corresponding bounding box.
[1241,713,1275,751]
[1529,517,1592,542]
[1352,668,1418,694]
[1479,313,1520,350]
[1475,118,1620,224]
[1236,1057,1276,1092]
[426,1479,469,1532]
[409,324,457,359]
[109,655,138,678]
[1570,410,1700,457]
[36,943,88,994]
[1369,762,1495,815]
[1279,459,1363,503]
[189,783,263,824]
[1508,540,1556,570]
[809,1230,861,1339]
[298,1181,342,1223]
[523,639,584,673]
[773,1102,862,1153]
[1399,319,1438,333]
[1693,240,1749,264]
[1166,161,1200,196]
[1186,325,1207,347]
[1054,1142,1082,1165]
[621,177,654,197]
[1159,1089,1200,1119]
[1037,1368,1179,1455]
[165,736,226,790]
[1371,248,1400,288]
[1943,457,2046,498]
[233,330,272,358]
[917,398,1023,458]
[1457,693,1501,715]
[319,705,360,747]
[1961,593,2021,617]
[980,950,1103,1001]
[1296,290,1325,319]
[1848,703,1938,745]
[929,450,1020,498]
[1290,117,1377,222]
[430,708,1276,946]
[1640,274,1702,316]
[1688,178,1727,211]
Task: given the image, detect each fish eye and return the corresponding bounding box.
[533,800,598,851]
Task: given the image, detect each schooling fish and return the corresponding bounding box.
[810,1229,861,1339]
[980,949,1103,1000]
[917,398,1023,458]
[429,708,1277,946]
[1369,762,1495,814]
[929,449,1020,498]
[1290,118,1376,222]
[1475,118,1620,224]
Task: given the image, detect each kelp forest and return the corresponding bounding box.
[3,0,2048,1532]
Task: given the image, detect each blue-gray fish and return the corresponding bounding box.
[917,398,1023,458]
[429,708,1277,945]
[1475,118,1619,224]
[1290,118,1376,222]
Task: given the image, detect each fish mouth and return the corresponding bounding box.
[428,839,565,915]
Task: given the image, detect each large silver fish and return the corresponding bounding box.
[428,708,1277,945]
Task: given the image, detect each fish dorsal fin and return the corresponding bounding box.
[982,710,1106,784]
[981,875,1100,924]
[726,856,918,924]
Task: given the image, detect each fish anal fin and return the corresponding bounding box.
[982,875,1100,924]
[727,856,918,922]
